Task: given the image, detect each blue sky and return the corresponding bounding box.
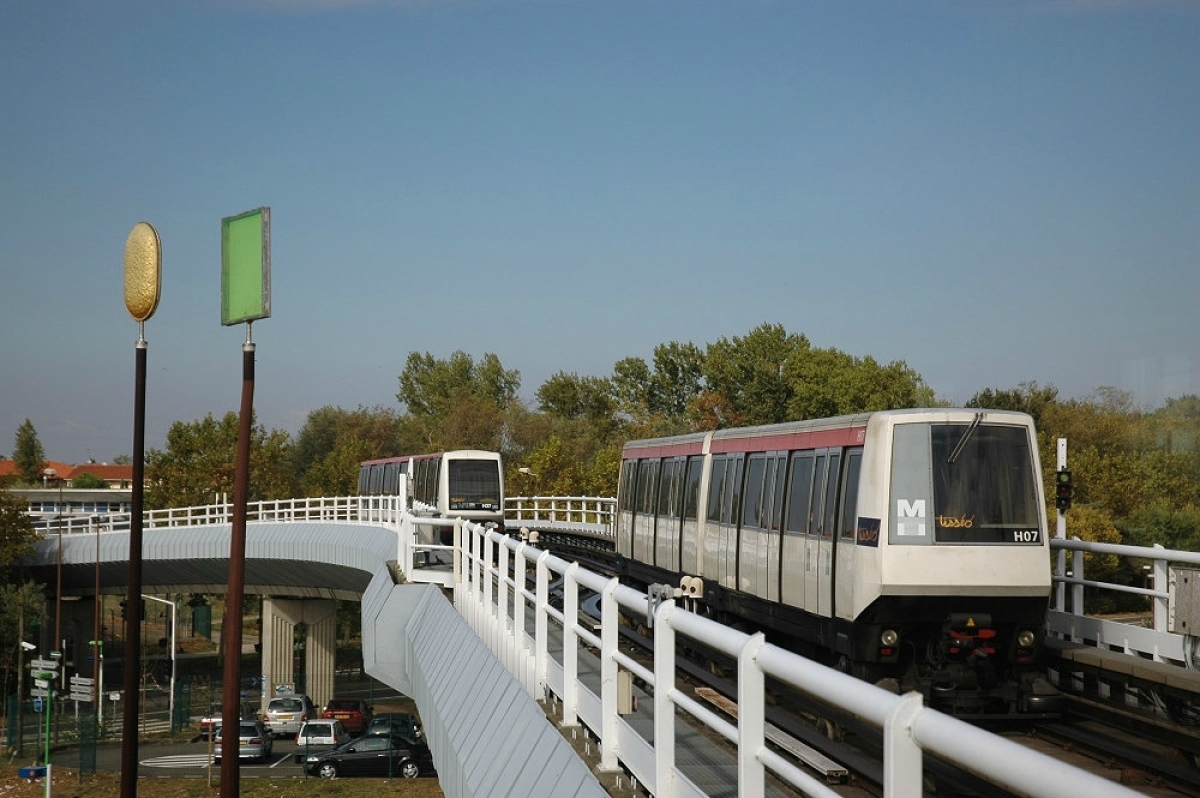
[3,0,1198,464]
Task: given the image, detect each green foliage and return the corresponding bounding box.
[12,418,45,486]
[71,472,109,489]
[293,406,401,496]
[0,490,38,578]
[145,412,296,509]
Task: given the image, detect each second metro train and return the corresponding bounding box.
[359,450,505,528]
[615,408,1062,715]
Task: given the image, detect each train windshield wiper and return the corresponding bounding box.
[946,412,983,465]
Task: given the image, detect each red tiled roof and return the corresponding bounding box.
[0,459,134,483]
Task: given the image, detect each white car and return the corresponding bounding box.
[293,718,351,761]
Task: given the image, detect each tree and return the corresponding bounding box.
[12,419,45,486]
[145,412,295,509]
[966,382,1060,427]
[397,351,520,450]
[703,324,808,427]
[0,490,38,578]
[293,406,402,495]
[71,472,109,489]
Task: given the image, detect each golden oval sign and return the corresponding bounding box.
[124,221,161,322]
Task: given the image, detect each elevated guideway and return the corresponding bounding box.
[26,495,1185,797]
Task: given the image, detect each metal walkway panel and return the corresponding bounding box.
[363,582,607,798]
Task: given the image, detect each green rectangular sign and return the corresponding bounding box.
[221,207,271,325]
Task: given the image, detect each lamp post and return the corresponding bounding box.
[142,595,176,729]
[42,467,64,743]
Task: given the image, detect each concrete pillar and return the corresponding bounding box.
[260,597,337,709]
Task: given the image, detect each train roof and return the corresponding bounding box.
[621,408,1035,458]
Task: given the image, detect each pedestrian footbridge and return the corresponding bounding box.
[28,497,1155,798]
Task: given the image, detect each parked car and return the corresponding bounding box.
[321,697,373,735]
[366,712,423,744]
[199,700,255,740]
[304,735,434,779]
[263,693,317,737]
[213,719,274,763]
[292,718,350,763]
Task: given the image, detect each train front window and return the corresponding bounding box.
[930,424,1040,543]
[447,460,501,511]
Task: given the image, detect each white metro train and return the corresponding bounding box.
[359,450,505,528]
[615,408,1062,715]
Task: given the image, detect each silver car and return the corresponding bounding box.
[263,693,317,737]
[213,719,274,763]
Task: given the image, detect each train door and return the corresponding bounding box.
[763,453,786,603]
[738,453,768,596]
[655,458,682,571]
[817,451,842,618]
[679,455,704,575]
[833,448,864,620]
[702,456,728,586]
[718,454,744,590]
[633,459,660,564]
[616,459,637,557]
[780,452,815,608]
[804,453,827,613]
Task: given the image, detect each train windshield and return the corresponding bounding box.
[930,423,1040,543]
[447,460,501,511]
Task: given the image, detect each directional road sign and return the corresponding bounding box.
[30,689,48,699]
[30,659,58,671]
[70,676,95,687]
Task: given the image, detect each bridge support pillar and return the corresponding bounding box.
[260,597,336,710]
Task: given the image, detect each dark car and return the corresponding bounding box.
[321,697,373,735]
[365,712,423,744]
[304,735,434,779]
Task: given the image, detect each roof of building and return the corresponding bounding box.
[0,458,134,483]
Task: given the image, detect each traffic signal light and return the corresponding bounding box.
[1055,469,1073,512]
[120,600,128,619]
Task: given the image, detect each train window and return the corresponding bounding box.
[618,460,637,512]
[768,454,786,532]
[707,457,728,522]
[682,456,703,521]
[930,424,1040,542]
[811,454,828,536]
[657,459,679,517]
[839,449,863,540]
[741,454,767,528]
[637,459,660,515]
[722,455,744,525]
[448,459,501,511]
[822,452,842,539]
[784,453,814,536]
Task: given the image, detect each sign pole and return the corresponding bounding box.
[219,207,270,798]
[121,222,161,798]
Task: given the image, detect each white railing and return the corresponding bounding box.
[1049,536,1200,667]
[503,496,616,539]
[33,495,405,535]
[457,522,1142,798]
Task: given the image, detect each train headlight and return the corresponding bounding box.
[880,629,899,648]
[1016,629,1036,648]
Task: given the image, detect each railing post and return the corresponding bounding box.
[513,541,532,695]
[737,633,766,797]
[1072,545,1085,615]
[653,600,676,798]
[1153,544,1169,633]
[534,550,551,698]
[883,692,924,798]
[599,577,620,772]
[561,562,580,726]
[497,533,511,670]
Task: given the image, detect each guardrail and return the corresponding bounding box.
[458,521,1141,798]
[503,496,615,538]
[32,495,404,535]
[1049,536,1199,667]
